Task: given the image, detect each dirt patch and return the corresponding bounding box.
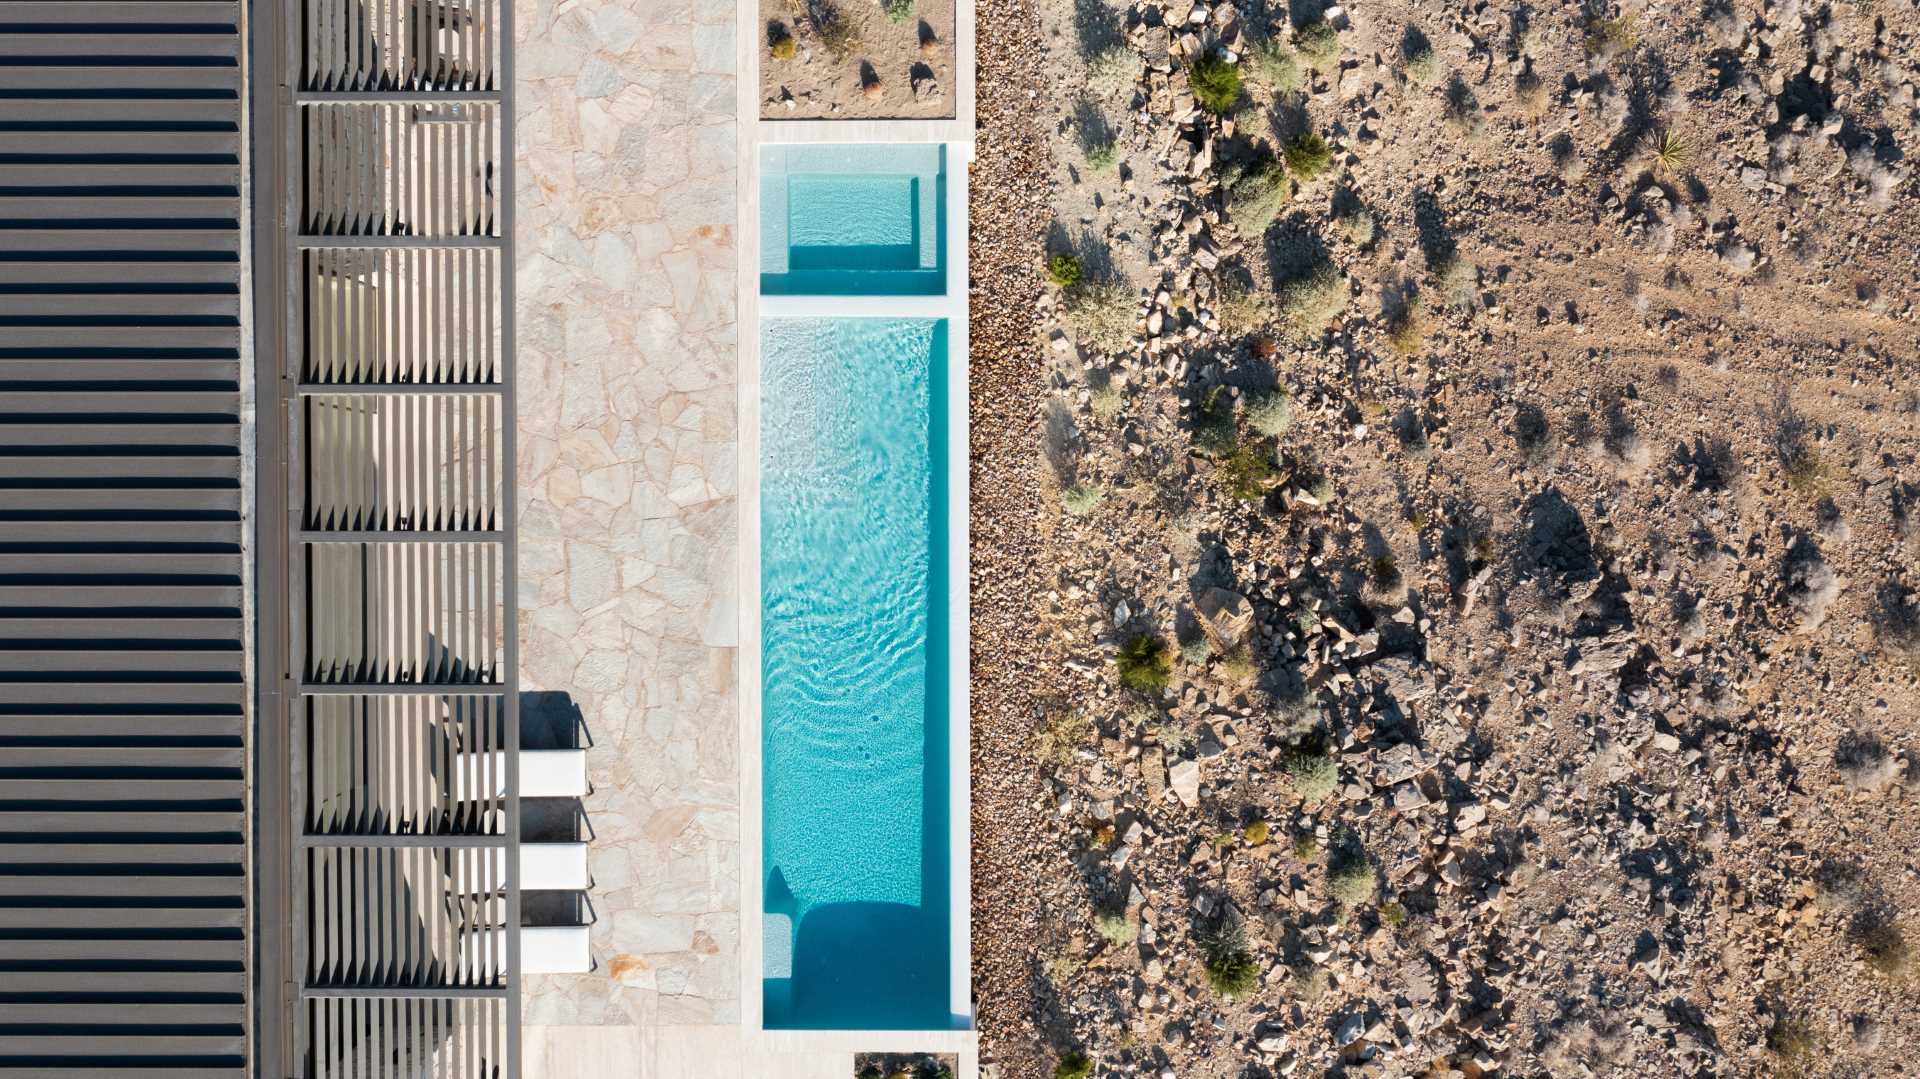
[760,0,956,119]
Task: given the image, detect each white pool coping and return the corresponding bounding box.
[734,0,978,1069]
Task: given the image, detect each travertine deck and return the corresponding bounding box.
[514,0,742,1058]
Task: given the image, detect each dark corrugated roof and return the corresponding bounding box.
[0,1,247,1074]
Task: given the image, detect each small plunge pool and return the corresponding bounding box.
[759,144,948,296]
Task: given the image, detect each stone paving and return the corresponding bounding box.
[514,0,740,1035]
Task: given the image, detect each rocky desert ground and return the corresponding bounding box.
[965,0,1920,1076]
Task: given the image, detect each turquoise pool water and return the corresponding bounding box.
[760,144,947,296]
[760,317,951,1030]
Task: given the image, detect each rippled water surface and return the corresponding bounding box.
[761,317,950,1029]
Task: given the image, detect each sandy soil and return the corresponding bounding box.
[760,0,957,119]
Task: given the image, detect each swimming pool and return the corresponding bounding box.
[759,317,952,1030]
[759,144,947,296]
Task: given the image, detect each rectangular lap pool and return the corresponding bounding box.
[760,144,947,296]
[759,316,953,1031]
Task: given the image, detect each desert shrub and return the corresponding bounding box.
[1047,254,1083,288]
[1643,128,1690,176]
[1782,444,1825,494]
[1379,899,1409,927]
[1063,279,1137,354]
[1088,374,1123,421]
[1292,833,1319,859]
[1221,439,1280,500]
[1245,388,1293,436]
[1154,719,1196,753]
[1086,45,1140,98]
[1282,132,1335,180]
[1248,36,1302,93]
[1284,741,1338,802]
[1432,254,1477,309]
[1180,635,1211,665]
[1766,1015,1818,1072]
[1085,138,1119,172]
[1215,286,1274,336]
[1584,14,1636,61]
[1226,154,1290,233]
[1303,469,1335,506]
[1859,921,1911,977]
[1189,54,1243,113]
[1061,483,1104,515]
[1217,644,1259,685]
[1443,77,1486,138]
[768,22,796,59]
[1277,260,1347,330]
[883,0,913,22]
[808,0,858,59]
[1198,913,1260,998]
[1836,732,1901,793]
[1243,819,1270,845]
[1875,580,1920,659]
[1116,633,1171,694]
[1192,385,1237,457]
[1335,204,1378,247]
[1403,44,1441,88]
[1386,298,1425,353]
[1328,854,1377,906]
[1031,706,1090,769]
[1295,18,1341,72]
[1514,69,1548,115]
[1054,1051,1094,1079]
[1094,909,1138,945]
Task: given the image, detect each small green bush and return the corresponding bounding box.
[1328,855,1377,906]
[1061,483,1104,516]
[1199,913,1260,998]
[1292,833,1319,859]
[1335,204,1378,247]
[1054,1051,1093,1079]
[1048,254,1083,288]
[1245,388,1293,436]
[1214,286,1273,336]
[1154,719,1196,753]
[882,0,913,22]
[1226,154,1290,233]
[1277,260,1347,330]
[1221,439,1280,500]
[1403,44,1440,87]
[1030,707,1090,769]
[1085,138,1119,172]
[1284,742,1338,802]
[1180,635,1212,665]
[1379,899,1409,927]
[1217,644,1259,685]
[1248,36,1302,93]
[1116,633,1171,694]
[768,22,797,59]
[1583,15,1636,60]
[1088,375,1123,421]
[1859,921,1911,978]
[1094,909,1138,945]
[1086,45,1140,98]
[1766,1015,1818,1071]
[1063,279,1137,354]
[1282,132,1334,181]
[1191,385,1237,457]
[1243,819,1270,845]
[1295,18,1341,72]
[809,1,858,59]
[1189,54,1244,113]
[1432,254,1477,309]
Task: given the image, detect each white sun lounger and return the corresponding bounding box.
[451,748,588,800]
